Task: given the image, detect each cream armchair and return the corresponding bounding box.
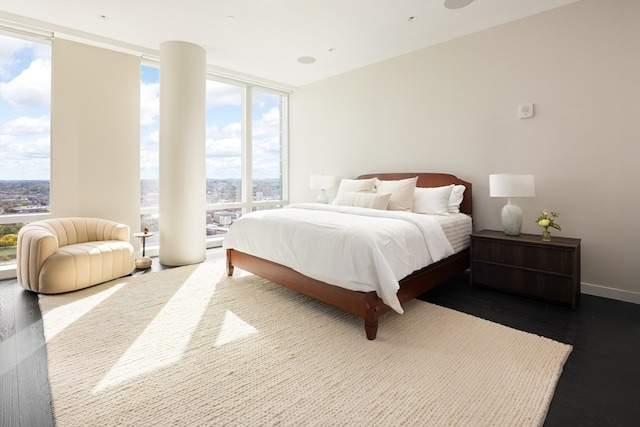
[17,217,135,294]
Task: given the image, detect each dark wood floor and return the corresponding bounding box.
[420,273,640,427]
[1,248,639,426]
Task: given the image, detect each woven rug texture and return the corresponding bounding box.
[39,258,572,426]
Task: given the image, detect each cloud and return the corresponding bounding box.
[207,121,241,139]
[206,80,241,108]
[206,135,240,158]
[139,130,159,180]
[0,133,11,150]
[22,138,50,159]
[141,130,159,147]
[252,107,282,156]
[140,81,159,127]
[202,105,283,179]
[0,58,51,109]
[253,107,280,137]
[0,35,49,79]
[202,85,282,178]
[205,129,241,179]
[0,36,25,78]
[0,134,50,180]
[2,115,50,134]
[6,135,50,159]
[205,154,241,177]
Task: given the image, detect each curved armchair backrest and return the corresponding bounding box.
[16,217,132,293]
[30,217,130,246]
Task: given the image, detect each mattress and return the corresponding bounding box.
[433,213,473,253]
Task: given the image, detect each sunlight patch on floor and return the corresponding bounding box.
[93,266,217,393]
[215,310,258,347]
[42,282,127,341]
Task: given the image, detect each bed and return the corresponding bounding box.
[224,173,473,340]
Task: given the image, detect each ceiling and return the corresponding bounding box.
[0,0,577,89]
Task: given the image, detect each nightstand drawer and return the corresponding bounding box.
[471,239,576,275]
[471,262,576,305]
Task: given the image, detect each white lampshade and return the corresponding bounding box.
[310,174,335,190]
[489,174,536,197]
[489,174,535,236]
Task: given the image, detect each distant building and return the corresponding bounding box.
[213,211,239,225]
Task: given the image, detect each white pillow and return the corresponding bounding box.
[332,178,376,205]
[449,185,466,213]
[413,185,455,215]
[334,191,392,210]
[375,177,418,211]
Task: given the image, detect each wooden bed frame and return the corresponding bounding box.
[226,173,473,340]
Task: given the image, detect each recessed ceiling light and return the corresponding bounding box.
[328,48,336,53]
[297,56,316,64]
[99,14,108,20]
[444,0,474,10]
[408,16,417,22]
[225,15,235,21]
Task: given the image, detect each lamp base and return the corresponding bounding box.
[316,189,328,204]
[501,201,523,236]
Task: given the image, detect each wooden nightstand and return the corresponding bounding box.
[470,230,581,308]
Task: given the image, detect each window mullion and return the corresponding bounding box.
[242,86,253,214]
[280,95,290,205]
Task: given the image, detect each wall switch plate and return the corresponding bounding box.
[518,104,534,119]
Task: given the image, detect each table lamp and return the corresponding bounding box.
[489,174,535,236]
[310,174,335,204]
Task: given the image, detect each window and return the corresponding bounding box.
[139,64,160,251]
[204,82,287,245]
[139,67,288,252]
[0,32,52,269]
[251,89,285,205]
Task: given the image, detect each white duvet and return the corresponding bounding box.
[222,203,455,314]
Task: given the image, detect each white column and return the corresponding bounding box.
[159,41,206,266]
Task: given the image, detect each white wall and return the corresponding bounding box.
[289,0,640,303]
[51,39,141,246]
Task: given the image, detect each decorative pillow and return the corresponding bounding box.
[375,177,418,211]
[448,185,466,214]
[332,178,376,205]
[334,191,392,210]
[413,185,455,215]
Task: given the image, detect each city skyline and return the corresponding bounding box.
[0,178,282,245]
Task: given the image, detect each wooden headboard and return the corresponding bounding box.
[356,173,473,215]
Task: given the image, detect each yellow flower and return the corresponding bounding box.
[535,209,561,231]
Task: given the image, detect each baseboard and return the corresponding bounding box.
[0,265,17,281]
[581,282,640,305]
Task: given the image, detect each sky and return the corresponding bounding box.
[0,33,283,181]
[0,34,51,181]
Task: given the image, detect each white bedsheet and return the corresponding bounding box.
[223,203,460,314]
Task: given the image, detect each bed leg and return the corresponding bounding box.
[364,320,378,340]
[226,249,234,276]
[364,297,380,340]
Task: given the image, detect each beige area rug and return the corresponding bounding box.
[39,258,572,427]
